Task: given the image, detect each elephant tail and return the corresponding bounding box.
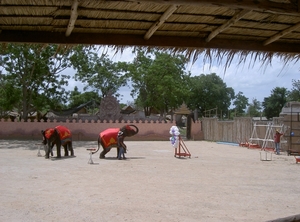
[92,136,101,154]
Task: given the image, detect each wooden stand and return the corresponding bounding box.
[174,136,191,158]
[259,151,272,161]
[36,143,45,157]
[87,148,97,164]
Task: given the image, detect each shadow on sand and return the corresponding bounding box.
[99,156,146,160]
[50,156,77,161]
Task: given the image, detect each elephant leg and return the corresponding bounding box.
[49,143,54,156]
[63,145,68,156]
[69,142,74,156]
[100,148,109,159]
[45,143,53,159]
[45,149,50,159]
[56,144,61,158]
[116,147,120,158]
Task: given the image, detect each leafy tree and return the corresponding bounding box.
[0,43,75,121]
[246,98,262,117]
[233,91,249,116]
[287,79,300,102]
[128,49,190,116]
[70,50,127,98]
[68,86,101,108]
[0,76,21,117]
[263,87,288,119]
[186,73,235,118]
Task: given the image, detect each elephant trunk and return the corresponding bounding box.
[45,142,51,158]
[129,124,139,135]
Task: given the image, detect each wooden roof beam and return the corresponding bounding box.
[205,9,252,42]
[65,0,78,37]
[123,0,299,15]
[2,31,300,54]
[264,22,300,45]
[144,4,180,40]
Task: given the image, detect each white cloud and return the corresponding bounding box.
[65,68,85,91]
[188,56,300,103]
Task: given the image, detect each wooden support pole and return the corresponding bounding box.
[264,22,300,45]
[206,9,251,42]
[65,0,79,37]
[144,5,180,40]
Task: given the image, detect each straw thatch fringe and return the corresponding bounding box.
[1,42,298,72]
[103,45,300,74]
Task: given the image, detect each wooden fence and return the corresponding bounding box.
[202,117,252,143]
[201,117,284,144]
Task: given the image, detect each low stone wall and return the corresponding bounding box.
[0,118,203,141]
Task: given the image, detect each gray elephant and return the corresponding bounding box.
[93,125,139,159]
[41,125,74,159]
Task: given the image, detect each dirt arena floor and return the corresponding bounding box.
[0,140,300,222]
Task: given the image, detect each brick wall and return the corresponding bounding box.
[0,118,203,141]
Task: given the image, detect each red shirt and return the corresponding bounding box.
[274,132,283,143]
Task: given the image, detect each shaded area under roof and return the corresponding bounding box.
[0,0,300,67]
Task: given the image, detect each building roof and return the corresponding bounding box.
[120,105,136,114]
[175,103,191,115]
[50,100,96,116]
[1,1,300,64]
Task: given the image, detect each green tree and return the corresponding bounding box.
[233,91,249,116]
[71,50,127,98]
[0,43,75,121]
[0,76,21,116]
[186,73,235,118]
[263,87,288,119]
[67,86,101,114]
[68,86,101,108]
[128,49,190,116]
[247,98,262,117]
[287,79,300,102]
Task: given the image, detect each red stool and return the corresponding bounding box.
[295,156,300,164]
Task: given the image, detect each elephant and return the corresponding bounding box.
[41,125,74,159]
[93,125,139,159]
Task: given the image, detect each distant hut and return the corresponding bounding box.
[175,103,194,140]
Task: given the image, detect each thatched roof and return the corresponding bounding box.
[1,0,300,65]
[50,100,96,116]
[121,105,136,114]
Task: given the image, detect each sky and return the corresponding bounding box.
[66,47,300,105]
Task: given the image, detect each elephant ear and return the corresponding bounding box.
[43,128,55,139]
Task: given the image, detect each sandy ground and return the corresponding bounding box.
[0,140,300,222]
